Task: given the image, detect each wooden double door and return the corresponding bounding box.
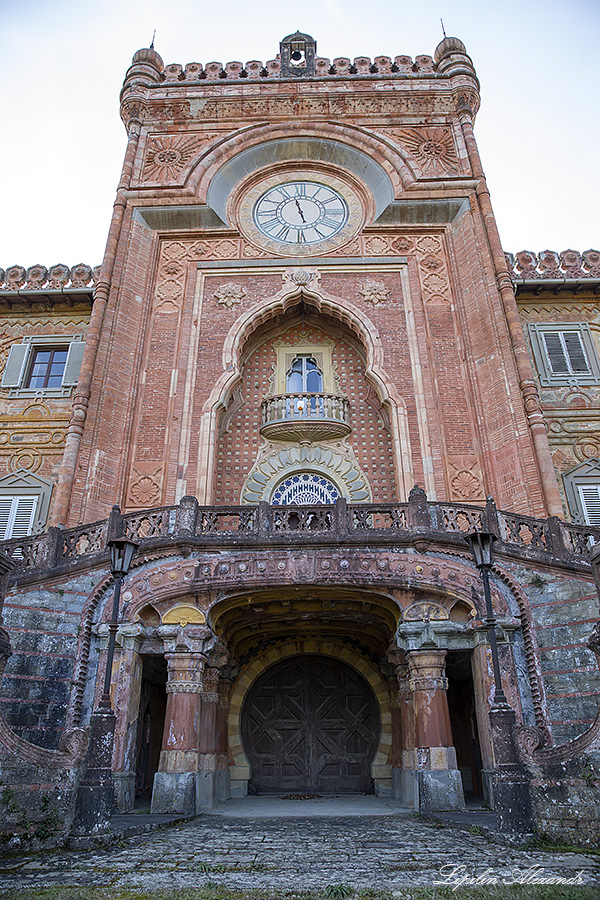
[241,655,379,793]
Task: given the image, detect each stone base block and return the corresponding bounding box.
[418,768,465,812]
[393,768,419,808]
[494,774,535,840]
[230,778,248,798]
[481,767,495,810]
[73,782,115,834]
[215,768,230,801]
[196,771,216,810]
[374,777,392,797]
[151,772,197,815]
[113,772,135,812]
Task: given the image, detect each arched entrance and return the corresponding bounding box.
[241,655,380,793]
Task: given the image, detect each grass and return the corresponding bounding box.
[0,886,599,900]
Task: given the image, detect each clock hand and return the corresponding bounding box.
[294,199,306,223]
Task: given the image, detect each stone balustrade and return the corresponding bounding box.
[1,493,598,578]
[260,392,351,442]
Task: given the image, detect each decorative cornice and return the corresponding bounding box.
[507,249,600,284]
[0,264,100,293]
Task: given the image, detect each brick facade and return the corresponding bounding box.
[0,32,598,846]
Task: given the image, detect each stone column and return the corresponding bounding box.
[151,649,206,814]
[407,648,465,811]
[215,668,235,802]
[196,666,220,810]
[388,651,417,806]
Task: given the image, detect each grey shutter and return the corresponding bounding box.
[62,341,85,386]
[578,485,600,526]
[0,496,37,539]
[563,332,589,374]
[1,343,30,388]
[0,499,11,539]
[541,332,569,374]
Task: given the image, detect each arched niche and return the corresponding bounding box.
[196,283,414,504]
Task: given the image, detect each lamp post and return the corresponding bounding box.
[466,530,508,706]
[466,528,536,838]
[99,537,139,710]
[74,531,138,833]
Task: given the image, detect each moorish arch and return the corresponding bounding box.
[182,121,416,205]
[196,278,414,504]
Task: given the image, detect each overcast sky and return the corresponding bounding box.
[1,0,598,268]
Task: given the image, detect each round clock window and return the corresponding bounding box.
[253,181,349,246]
[233,169,366,258]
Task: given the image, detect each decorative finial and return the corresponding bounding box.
[150,29,156,50]
[440,18,447,38]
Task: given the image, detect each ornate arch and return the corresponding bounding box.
[241,444,371,504]
[196,277,413,503]
[182,122,416,203]
[227,639,393,794]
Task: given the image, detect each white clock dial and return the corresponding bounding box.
[253,181,349,245]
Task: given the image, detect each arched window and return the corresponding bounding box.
[271,473,340,505]
[286,356,323,393]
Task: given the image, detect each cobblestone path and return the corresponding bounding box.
[0,814,599,893]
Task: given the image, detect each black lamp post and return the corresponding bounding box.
[466,530,508,706]
[74,532,138,832]
[99,537,139,710]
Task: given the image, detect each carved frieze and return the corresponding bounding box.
[142,133,222,182]
[126,462,164,508]
[139,93,458,125]
[359,280,390,304]
[378,126,462,177]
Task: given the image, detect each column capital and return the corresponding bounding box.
[406,648,448,692]
[157,623,218,655]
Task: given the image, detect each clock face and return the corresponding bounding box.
[253,181,349,245]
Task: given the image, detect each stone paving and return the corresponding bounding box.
[0,807,599,894]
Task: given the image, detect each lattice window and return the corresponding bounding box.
[563,459,600,525]
[271,473,340,505]
[541,331,589,376]
[0,471,54,537]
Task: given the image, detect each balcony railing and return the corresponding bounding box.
[2,494,599,577]
[260,392,351,442]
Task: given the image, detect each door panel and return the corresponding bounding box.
[241,655,379,793]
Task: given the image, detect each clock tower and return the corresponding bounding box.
[53,31,560,527]
[6,32,596,832]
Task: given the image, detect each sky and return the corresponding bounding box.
[1,0,598,269]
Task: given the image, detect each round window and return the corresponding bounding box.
[271,473,340,506]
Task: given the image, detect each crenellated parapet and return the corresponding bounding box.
[119,34,480,128]
[156,53,443,82]
[507,249,600,282]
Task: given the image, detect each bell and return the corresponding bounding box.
[291,50,303,61]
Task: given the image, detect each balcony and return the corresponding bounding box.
[2,495,599,578]
[260,392,351,443]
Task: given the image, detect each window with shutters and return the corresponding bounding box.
[1,335,85,397]
[577,485,600,526]
[528,323,600,386]
[0,496,38,540]
[563,459,600,527]
[0,470,53,540]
